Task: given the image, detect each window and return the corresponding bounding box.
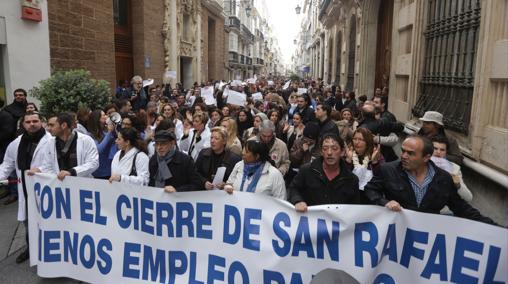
[113,0,128,26]
[183,14,190,42]
[412,0,481,134]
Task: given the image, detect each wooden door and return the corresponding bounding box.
[374,0,394,91]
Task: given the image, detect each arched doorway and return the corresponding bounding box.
[346,15,356,92]
[374,0,394,90]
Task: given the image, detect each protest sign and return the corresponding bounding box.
[251,92,263,102]
[200,86,216,105]
[226,90,246,106]
[283,80,291,90]
[26,174,507,284]
[297,88,307,95]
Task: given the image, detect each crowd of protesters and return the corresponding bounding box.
[0,75,498,264]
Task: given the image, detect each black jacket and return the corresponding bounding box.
[195,148,241,189]
[359,116,404,162]
[289,157,360,206]
[148,151,203,192]
[364,161,496,225]
[298,106,316,124]
[318,118,340,139]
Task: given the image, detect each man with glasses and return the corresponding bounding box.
[149,130,202,192]
[117,75,147,112]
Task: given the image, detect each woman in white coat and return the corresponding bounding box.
[109,127,149,185]
[224,140,286,200]
[178,112,211,161]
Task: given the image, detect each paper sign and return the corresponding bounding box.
[267,80,274,86]
[352,167,373,190]
[212,167,227,190]
[297,88,308,95]
[227,89,246,105]
[231,80,243,87]
[252,92,263,101]
[283,80,291,90]
[201,86,216,105]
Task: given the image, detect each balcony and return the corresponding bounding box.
[242,24,255,42]
[228,16,241,30]
[246,57,252,65]
[255,58,264,65]
[228,51,238,63]
[239,54,245,64]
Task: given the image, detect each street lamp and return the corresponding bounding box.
[245,5,252,17]
[295,4,301,15]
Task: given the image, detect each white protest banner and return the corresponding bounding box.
[267,80,275,86]
[283,80,291,90]
[200,86,216,106]
[226,90,246,106]
[26,174,507,284]
[297,88,307,95]
[251,92,263,102]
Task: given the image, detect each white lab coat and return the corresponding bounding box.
[227,161,287,200]
[42,132,99,177]
[178,127,211,161]
[0,132,52,221]
[111,147,149,186]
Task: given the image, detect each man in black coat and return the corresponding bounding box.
[364,135,496,225]
[296,94,315,124]
[149,130,202,192]
[289,133,360,212]
[315,103,340,140]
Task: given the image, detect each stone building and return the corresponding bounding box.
[312,0,507,224]
[48,0,227,89]
[0,1,51,104]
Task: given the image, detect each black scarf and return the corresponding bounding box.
[17,128,46,171]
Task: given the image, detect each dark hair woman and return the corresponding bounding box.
[224,140,286,199]
[109,127,149,185]
[88,110,116,179]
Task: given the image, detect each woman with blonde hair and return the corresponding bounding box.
[219,117,242,156]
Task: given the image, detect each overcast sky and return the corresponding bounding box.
[261,0,303,65]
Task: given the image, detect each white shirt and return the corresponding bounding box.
[111,147,149,186]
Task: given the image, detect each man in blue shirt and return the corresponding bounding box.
[364,135,496,225]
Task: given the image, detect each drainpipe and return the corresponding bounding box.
[463,158,508,189]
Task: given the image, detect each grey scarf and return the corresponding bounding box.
[155,146,176,188]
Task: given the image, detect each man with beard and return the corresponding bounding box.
[42,113,99,180]
[289,133,360,212]
[364,135,495,225]
[250,120,290,176]
[296,94,315,124]
[0,112,52,263]
[117,75,147,111]
[373,95,396,122]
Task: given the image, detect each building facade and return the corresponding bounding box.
[48,0,229,89]
[300,0,507,223]
[0,0,51,104]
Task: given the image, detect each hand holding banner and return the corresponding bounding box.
[26,174,507,284]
